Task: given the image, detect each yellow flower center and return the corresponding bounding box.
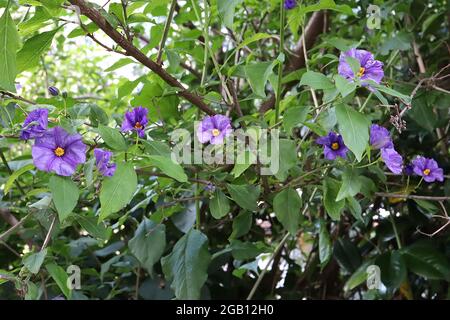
[212,129,221,137]
[356,67,365,77]
[54,147,65,157]
[134,122,143,129]
[331,142,339,150]
[423,169,431,176]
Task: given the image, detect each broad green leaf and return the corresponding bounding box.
[244,61,275,97]
[98,125,128,151]
[23,249,47,274]
[237,33,271,50]
[105,58,135,72]
[16,29,58,72]
[299,71,334,90]
[401,242,450,281]
[231,150,256,178]
[303,0,354,16]
[345,56,361,76]
[129,218,166,274]
[217,0,243,29]
[333,238,362,273]
[371,83,411,104]
[319,219,332,265]
[334,74,357,98]
[335,104,369,161]
[376,251,406,289]
[77,214,111,240]
[343,260,374,291]
[229,239,267,260]
[4,164,34,194]
[273,187,302,235]
[46,263,71,299]
[0,6,20,92]
[210,189,230,219]
[18,7,52,36]
[148,155,188,182]
[99,162,137,221]
[323,178,345,220]
[283,106,310,134]
[227,184,260,211]
[49,176,79,222]
[336,167,362,201]
[275,139,298,181]
[161,229,211,299]
[229,211,252,239]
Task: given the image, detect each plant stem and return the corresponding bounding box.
[0,151,26,196]
[389,213,402,249]
[156,0,177,65]
[359,92,373,112]
[274,2,285,123]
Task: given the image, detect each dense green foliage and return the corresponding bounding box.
[0,0,449,300]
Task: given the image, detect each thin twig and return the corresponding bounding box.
[156,0,177,65]
[375,192,450,201]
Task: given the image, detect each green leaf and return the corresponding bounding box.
[46,263,71,299]
[333,238,362,273]
[343,260,374,291]
[299,71,334,90]
[323,178,345,220]
[283,106,310,134]
[4,163,34,194]
[77,214,111,240]
[23,249,47,274]
[376,251,406,289]
[227,184,260,211]
[143,140,171,157]
[401,242,450,281]
[229,240,267,260]
[129,218,166,274]
[231,150,256,178]
[237,33,271,51]
[147,155,188,183]
[16,29,58,72]
[217,0,243,29]
[244,61,275,97]
[210,189,230,219]
[161,229,211,299]
[0,6,20,92]
[99,162,137,221]
[318,219,332,265]
[105,58,135,72]
[334,74,357,98]
[229,211,252,239]
[98,125,128,151]
[49,176,79,222]
[336,167,362,201]
[275,139,298,181]
[371,83,411,104]
[345,56,361,76]
[303,0,354,16]
[335,104,369,161]
[273,187,302,235]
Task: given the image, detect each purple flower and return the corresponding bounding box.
[381,148,403,174]
[197,115,233,145]
[48,86,60,96]
[284,0,297,9]
[404,164,414,176]
[20,108,49,140]
[411,156,444,183]
[316,132,348,160]
[370,124,393,150]
[204,182,216,193]
[32,126,87,176]
[94,148,116,177]
[121,106,148,138]
[338,48,384,86]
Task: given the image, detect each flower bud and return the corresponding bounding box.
[48,86,60,96]
[62,91,68,99]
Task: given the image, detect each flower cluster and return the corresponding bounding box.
[19,106,156,177]
[369,124,403,174]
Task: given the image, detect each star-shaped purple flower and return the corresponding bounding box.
[411,156,444,183]
[94,148,116,177]
[197,115,233,145]
[121,106,148,138]
[284,0,297,9]
[381,148,403,175]
[32,126,87,176]
[20,108,49,140]
[370,124,393,150]
[316,132,348,160]
[338,48,384,86]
